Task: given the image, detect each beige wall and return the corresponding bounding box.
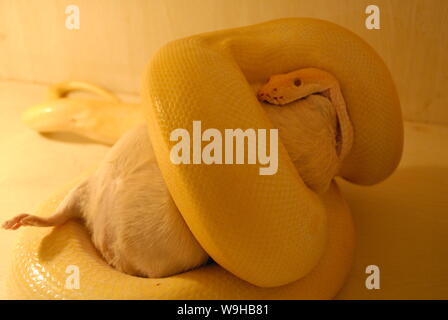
[1,0,447,125]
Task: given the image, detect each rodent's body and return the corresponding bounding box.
[83,125,209,277]
[264,94,340,192]
[4,68,351,278]
[84,93,341,277]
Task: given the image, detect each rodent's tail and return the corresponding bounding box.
[2,179,88,230]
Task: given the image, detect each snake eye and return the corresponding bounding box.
[294,78,302,87]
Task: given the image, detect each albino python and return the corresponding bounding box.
[3,18,403,299]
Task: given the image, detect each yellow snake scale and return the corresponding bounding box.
[8,18,403,299]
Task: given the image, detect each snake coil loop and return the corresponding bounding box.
[9,18,402,299]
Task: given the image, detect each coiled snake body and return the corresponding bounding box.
[4,18,403,299]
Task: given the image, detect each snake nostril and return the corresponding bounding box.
[294,78,302,87]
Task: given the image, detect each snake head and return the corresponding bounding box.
[257,68,334,105]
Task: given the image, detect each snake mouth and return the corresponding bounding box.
[309,90,345,158]
[315,88,347,159]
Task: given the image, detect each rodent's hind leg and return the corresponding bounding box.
[2,179,89,231]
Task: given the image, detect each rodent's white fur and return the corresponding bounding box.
[83,124,209,277]
[82,94,341,277]
[3,93,344,278]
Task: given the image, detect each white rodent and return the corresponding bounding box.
[3,71,351,278]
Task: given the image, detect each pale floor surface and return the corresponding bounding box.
[0,80,447,299]
[336,121,448,299]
